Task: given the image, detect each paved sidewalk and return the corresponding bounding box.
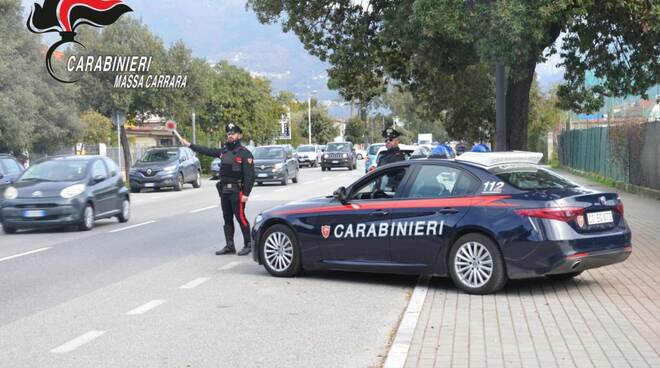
[404,170,660,368]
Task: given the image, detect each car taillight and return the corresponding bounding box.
[615,199,624,217]
[515,207,585,222]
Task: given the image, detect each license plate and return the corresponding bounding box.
[332,160,339,164]
[258,173,268,178]
[23,210,46,218]
[587,210,613,225]
[144,183,155,188]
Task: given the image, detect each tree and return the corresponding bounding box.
[80,110,112,144]
[0,0,81,155]
[344,117,366,144]
[249,0,659,150]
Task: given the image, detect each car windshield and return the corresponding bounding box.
[327,143,351,152]
[253,147,284,159]
[141,149,178,162]
[297,146,315,152]
[19,160,88,182]
[490,166,579,190]
[368,144,384,155]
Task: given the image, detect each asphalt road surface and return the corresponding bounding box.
[0,161,416,368]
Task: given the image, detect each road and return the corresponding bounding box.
[0,162,416,368]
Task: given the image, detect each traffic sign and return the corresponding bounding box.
[166,120,176,131]
[112,109,126,127]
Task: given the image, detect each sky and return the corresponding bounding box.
[21,0,564,118]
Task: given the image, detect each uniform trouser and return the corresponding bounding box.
[218,185,251,248]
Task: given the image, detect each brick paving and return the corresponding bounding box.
[404,170,660,368]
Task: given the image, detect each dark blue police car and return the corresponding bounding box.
[251,152,631,294]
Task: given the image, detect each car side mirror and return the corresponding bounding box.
[333,186,349,204]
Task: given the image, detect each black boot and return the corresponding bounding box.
[216,242,236,255]
[237,243,252,256]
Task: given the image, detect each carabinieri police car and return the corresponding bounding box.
[251,152,631,294]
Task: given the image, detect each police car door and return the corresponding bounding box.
[390,164,480,271]
[318,167,409,263]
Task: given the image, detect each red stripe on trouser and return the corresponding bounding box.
[238,192,248,226]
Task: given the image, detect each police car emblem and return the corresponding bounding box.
[321,225,331,239]
[261,165,265,170]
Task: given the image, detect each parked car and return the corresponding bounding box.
[366,144,418,172]
[364,143,385,173]
[251,151,631,294]
[253,145,299,185]
[0,154,25,189]
[1,156,130,233]
[129,147,201,192]
[296,144,322,168]
[320,142,357,171]
[355,148,367,160]
[211,157,221,179]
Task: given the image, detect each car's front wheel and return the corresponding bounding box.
[79,204,95,231]
[173,173,184,191]
[117,198,130,223]
[448,233,507,294]
[2,225,17,234]
[260,224,301,277]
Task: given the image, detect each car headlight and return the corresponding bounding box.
[162,165,177,173]
[4,186,17,200]
[274,163,283,170]
[60,184,86,199]
[255,214,263,224]
[342,153,348,159]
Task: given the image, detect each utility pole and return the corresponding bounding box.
[308,95,312,144]
[495,63,506,151]
[192,109,196,144]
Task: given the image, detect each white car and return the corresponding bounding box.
[354,148,367,160]
[296,144,322,168]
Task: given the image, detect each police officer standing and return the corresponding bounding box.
[377,128,405,166]
[179,123,255,256]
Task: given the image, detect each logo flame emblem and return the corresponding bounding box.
[321,225,331,239]
[26,0,132,83]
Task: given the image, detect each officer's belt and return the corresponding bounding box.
[220,181,242,189]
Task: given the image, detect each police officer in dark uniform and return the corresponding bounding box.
[377,128,405,167]
[179,123,255,256]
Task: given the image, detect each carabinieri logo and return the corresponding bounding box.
[26,0,133,83]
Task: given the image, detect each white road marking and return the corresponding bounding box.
[383,276,430,368]
[189,205,218,214]
[218,261,243,271]
[109,220,156,233]
[126,299,167,315]
[0,247,51,263]
[274,187,290,192]
[179,277,210,289]
[250,195,261,199]
[50,330,106,353]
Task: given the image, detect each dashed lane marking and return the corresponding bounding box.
[179,277,210,289]
[0,247,51,263]
[218,261,243,271]
[189,205,218,214]
[109,220,156,233]
[50,330,106,353]
[126,300,167,315]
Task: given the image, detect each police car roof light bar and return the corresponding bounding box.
[455,151,543,167]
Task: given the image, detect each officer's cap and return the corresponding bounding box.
[226,123,243,134]
[382,128,401,140]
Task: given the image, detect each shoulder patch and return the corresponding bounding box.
[235,156,243,164]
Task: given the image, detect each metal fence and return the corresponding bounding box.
[558,121,660,190]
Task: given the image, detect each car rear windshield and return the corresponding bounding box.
[327,143,351,152]
[368,144,384,155]
[141,150,178,162]
[297,146,315,152]
[20,160,88,182]
[490,165,579,190]
[253,147,284,159]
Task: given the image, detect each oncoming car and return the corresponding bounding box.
[251,151,631,294]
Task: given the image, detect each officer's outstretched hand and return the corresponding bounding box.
[241,195,248,203]
[179,137,191,147]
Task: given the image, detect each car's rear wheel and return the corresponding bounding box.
[79,204,94,231]
[357,153,363,160]
[117,198,130,223]
[192,170,202,188]
[2,225,17,234]
[546,271,583,281]
[260,224,301,277]
[173,173,184,191]
[448,233,507,294]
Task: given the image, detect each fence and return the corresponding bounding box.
[558,121,660,190]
